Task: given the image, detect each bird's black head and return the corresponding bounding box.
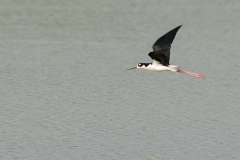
[137,63,143,68]
[137,63,151,68]
[127,63,151,70]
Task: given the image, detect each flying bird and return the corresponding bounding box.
[128,25,204,78]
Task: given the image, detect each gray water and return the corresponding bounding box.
[0,0,240,159]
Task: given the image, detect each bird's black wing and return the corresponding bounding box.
[152,25,182,62]
[148,49,169,66]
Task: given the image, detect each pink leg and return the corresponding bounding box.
[177,69,205,78]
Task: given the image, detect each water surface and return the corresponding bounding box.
[0,0,240,159]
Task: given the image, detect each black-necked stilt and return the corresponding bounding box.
[128,25,204,78]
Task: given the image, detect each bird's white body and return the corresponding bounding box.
[137,63,180,72]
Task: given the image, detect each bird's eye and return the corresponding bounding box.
[138,64,141,66]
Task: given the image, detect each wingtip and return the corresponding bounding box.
[177,25,182,28]
[172,25,182,31]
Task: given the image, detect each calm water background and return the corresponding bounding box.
[0,0,240,159]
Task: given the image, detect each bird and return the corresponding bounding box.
[127,25,204,78]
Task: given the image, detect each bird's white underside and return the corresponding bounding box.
[137,59,180,72]
[138,63,180,72]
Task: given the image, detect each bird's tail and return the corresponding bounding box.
[168,65,180,72]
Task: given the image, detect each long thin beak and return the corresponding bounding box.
[127,67,137,70]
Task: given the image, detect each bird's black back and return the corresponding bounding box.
[148,49,169,66]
